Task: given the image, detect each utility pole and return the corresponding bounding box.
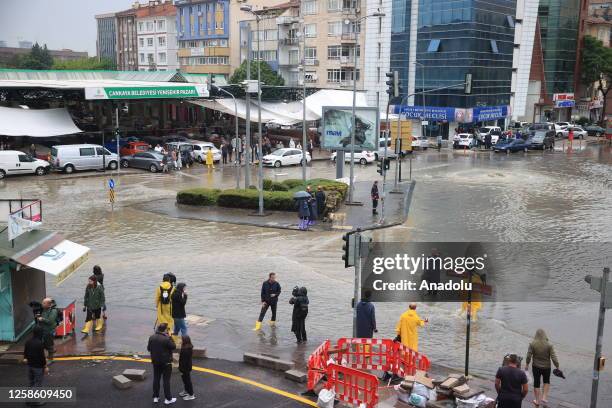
[244,25,252,189]
[301,20,307,181]
[585,267,610,408]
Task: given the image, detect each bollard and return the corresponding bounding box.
[464,145,466,155]
[562,141,565,152]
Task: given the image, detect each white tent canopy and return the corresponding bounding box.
[190,89,370,126]
[0,106,82,136]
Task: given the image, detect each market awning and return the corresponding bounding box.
[0,106,83,137]
[27,239,90,285]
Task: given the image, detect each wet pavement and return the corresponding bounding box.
[1,144,611,406]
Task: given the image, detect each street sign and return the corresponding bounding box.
[109,189,115,204]
[108,179,115,189]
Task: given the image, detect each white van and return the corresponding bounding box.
[51,144,118,173]
[0,151,51,179]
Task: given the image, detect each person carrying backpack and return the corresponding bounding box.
[155,275,175,333]
[289,286,309,344]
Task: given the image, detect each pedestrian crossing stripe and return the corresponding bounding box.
[109,189,115,203]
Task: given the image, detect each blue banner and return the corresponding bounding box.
[471,105,509,122]
[393,105,456,121]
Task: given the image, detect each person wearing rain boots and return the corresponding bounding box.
[254,273,281,330]
[289,287,309,343]
[156,275,175,333]
[297,198,310,231]
[81,275,106,335]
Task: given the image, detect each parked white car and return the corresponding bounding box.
[0,151,51,179]
[330,150,375,164]
[51,144,118,173]
[262,148,311,167]
[190,142,221,163]
[375,137,398,161]
[477,126,501,144]
[453,133,475,149]
[560,125,587,139]
[412,136,429,150]
[555,122,571,132]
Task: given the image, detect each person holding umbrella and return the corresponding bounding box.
[294,191,311,231]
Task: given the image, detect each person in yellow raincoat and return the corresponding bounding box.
[395,303,427,352]
[155,276,175,333]
[206,147,215,170]
[460,272,483,321]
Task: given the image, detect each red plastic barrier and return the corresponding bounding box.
[325,363,379,408]
[307,339,330,391]
[336,338,396,372]
[395,342,431,376]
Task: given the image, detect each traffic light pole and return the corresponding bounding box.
[380,92,390,223]
[351,229,361,338]
[586,267,610,408]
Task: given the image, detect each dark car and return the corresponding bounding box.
[585,125,605,137]
[494,138,531,153]
[121,151,164,172]
[527,130,555,150]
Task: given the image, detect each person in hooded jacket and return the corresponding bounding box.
[172,283,188,337]
[155,275,175,333]
[297,198,310,230]
[92,265,107,320]
[82,275,106,334]
[306,186,317,226]
[289,286,309,343]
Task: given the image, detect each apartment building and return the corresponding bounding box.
[135,0,178,71]
[176,0,231,82]
[116,7,138,71]
[95,13,117,67]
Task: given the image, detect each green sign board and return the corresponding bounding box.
[85,85,208,100]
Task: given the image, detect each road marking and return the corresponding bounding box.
[54,355,316,407]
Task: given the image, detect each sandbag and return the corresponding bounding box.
[409,393,427,408]
[317,388,335,408]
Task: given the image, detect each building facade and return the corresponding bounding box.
[176,0,231,82]
[95,13,117,67]
[116,7,139,71]
[136,1,178,71]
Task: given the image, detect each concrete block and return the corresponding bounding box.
[192,348,207,358]
[122,369,146,381]
[284,369,307,383]
[112,375,132,390]
[0,354,23,365]
[243,352,294,372]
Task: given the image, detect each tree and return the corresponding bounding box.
[19,42,53,70]
[581,35,612,124]
[228,60,285,99]
[53,57,115,70]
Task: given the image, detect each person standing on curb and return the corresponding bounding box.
[254,273,281,331]
[289,286,309,344]
[221,142,228,165]
[147,323,176,405]
[172,283,188,338]
[37,298,58,363]
[23,325,48,398]
[495,354,528,408]
[356,290,377,338]
[394,303,427,352]
[92,265,107,321]
[371,181,380,216]
[155,275,175,333]
[525,329,560,407]
[178,335,195,401]
[82,275,106,334]
[315,186,326,220]
[205,147,214,170]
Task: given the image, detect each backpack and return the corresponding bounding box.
[160,285,172,304]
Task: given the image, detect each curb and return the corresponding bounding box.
[353,180,415,232]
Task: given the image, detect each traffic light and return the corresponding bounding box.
[342,232,356,268]
[377,160,384,175]
[464,73,472,94]
[207,76,216,91]
[386,71,400,98]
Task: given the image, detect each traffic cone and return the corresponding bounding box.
[253,321,262,331]
[81,320,93,334]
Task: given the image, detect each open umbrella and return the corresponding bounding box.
[293,191,311,199]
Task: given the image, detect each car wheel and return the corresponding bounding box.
[35,167,45,176]
[524,147,528,152]
[596,132,602,137]
[274,161,282,168]
[0,169,6,179]
[557,133,563,138]
[64,164,74,174]
[149,164,158,173]
[121,160,129,168]
[359,158,367,165]
[108,161,118,170]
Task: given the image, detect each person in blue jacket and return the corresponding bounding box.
[297,198,310,230]
[253,273,281,330]
[356,290,377,338]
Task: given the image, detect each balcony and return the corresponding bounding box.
[339,56,357,65]
[342,7,360,16]
[280,37,299,46]
[340,32,357,42]
[278,60,300,67]
[339,80,356,87]
[304,59,319,66]
[276,16,300,25]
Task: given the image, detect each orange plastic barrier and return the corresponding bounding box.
[394,342,431,377]
[325,363,379,408]
[307,339,330,391]
[336,338,396,372]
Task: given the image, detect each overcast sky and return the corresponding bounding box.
[0,0,136,55]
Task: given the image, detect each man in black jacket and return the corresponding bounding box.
[24,325,48,403]
[147,323,177,405]
[253,273,281,331]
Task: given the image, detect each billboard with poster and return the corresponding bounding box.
[322,106,379,151]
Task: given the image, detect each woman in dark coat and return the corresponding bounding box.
[289,286,309,343]
[315,187,326,219]
[297,198,310,231]
[178,335,195,400]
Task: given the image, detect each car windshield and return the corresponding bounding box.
[269,149,284,156]
[479,128,489,133]
[149,152,164,160]
[460,134,468,139]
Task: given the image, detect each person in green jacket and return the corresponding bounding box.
[82,275,106,335]
[37,298,58,362]
[525,328,560,407]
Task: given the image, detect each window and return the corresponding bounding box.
[147,37,154,47]
[328,45,341,59]
[304,24,317,38]
[147,53,154,62]
[251,50,277,62]
[96,147,110,156]
[157,20,165,31]
[377,42,381,59]
[328,0,341,11]
[490,39,499,54]
[265,29,278,41]
[139,53,145,63]
[158,36,166,46]
[506,15,515,28]
[159,52,166,63]
[146,21,154,31]
[139,38,145,47]
[426,39,441,52]
[189,40,198,48]
[343,0,357,9]
[304,47,317,60]
[377,67,380,83]
[303,0,317,15]
[138,22,144,32]
[289,49,299,64]
[80,148,95,156]
[327,68,359,82]
[328,21,342,36]
[18,154,31,163]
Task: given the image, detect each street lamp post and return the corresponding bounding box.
[211,83,240,189]
[301,21,307,181]
[346,10,385,204]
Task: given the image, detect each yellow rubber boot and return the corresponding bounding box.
[268,321,276,327]
[81,320,93,334]
[253,321,262,331]
[94,318,104,331]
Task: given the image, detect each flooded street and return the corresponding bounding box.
[3,146,611,405]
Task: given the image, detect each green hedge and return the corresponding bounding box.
[217,189,295,211]
[176,188,220,206]
[281,179,304,189]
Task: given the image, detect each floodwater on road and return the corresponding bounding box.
[2,146,610,406]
